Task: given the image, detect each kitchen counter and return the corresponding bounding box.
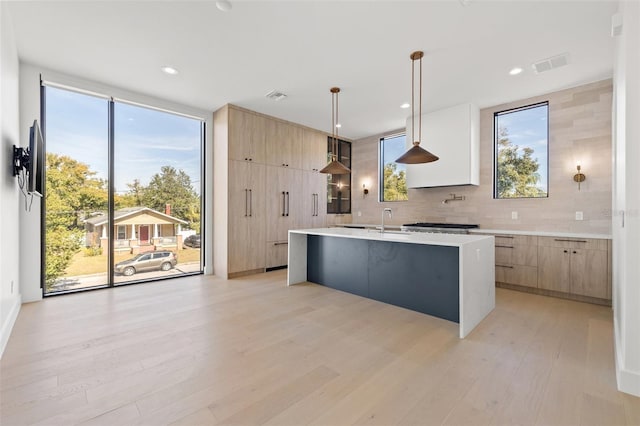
[469,229,612,239]
[288,228,495,338]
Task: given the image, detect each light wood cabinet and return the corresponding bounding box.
[494,234,538,288]
[266,241,289,269]
[228,160,266,274]
[265,121,303,169]
[228,108,267,163]
[214,104,331,277]
[537,237,608,299]
[302,129,328,172]
[266,166,303,243]
[303,171,327,229]
[491,233,611,304]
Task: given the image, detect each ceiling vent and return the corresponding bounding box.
[532,53,569,74]
[265,90,288,101]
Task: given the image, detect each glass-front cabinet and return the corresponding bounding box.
[326,137,351,214]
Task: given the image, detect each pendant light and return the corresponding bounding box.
[319,87,351,174]
[395,51,439,164]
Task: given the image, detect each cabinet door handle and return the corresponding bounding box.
[286,191,290,216]
[495,245,514,249]
[244,189,248,217]
[496,265,514,269]
[315,193,319,216]
[282,191,286,217]
[274,242,288,246]
[554,239,588,243]
[249,189,253,217]
[573,250,577,254]
[564,250,568,253]
[312,194,316,216]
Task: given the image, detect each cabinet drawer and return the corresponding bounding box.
[494,234,537,246]
[266,241,289,268]
[495,246,512,264]
[538,236,607,250]
[495,264,538,288]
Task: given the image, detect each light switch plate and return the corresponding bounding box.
[511,211,518,220]
[576,211,584,221]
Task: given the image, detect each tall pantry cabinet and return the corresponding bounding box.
[213,105,330,278]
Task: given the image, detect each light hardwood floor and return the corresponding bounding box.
[1,270,639,426]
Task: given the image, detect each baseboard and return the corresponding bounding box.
[614,317,640,397]
[0,295,21,358]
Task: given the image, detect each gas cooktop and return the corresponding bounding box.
[401,223,480,234]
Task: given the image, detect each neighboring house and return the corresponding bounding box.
[84,207,188,254]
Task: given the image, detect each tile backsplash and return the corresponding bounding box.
[350,79,612,235]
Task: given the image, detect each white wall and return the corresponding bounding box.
[0,2,23,356]
[18,63,215,305]
[612,0,640,397]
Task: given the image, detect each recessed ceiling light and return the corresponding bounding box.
[400,103,411,109]
[161,66,179,75]
[216,0,232,11]
[335,124,342,128]
[509,67,523,76]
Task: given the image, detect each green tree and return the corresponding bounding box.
[141,166,200,230]
[383,163,408,201]
[496,127,546,198]
[45,153,108,288]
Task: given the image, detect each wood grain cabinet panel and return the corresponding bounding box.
[228,160,266,274]
[492,232,611,304]
[228,108,267,163]
[537,246,571,293]
[569,248,608,299]
[493,234,538,288]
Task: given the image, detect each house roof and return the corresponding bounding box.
[84,207,188,226]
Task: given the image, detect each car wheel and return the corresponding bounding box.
[123,266,135,276]
[160,262,172,271]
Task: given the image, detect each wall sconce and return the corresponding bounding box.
[363,184,369,198]
[573,162,586,190]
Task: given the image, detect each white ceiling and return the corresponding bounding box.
[7,0,617,140]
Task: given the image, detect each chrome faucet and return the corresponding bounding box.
[381,208,392,233]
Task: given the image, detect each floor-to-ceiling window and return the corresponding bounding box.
[43,84,203,294]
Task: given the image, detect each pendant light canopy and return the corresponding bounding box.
[395,51,439,164]
[320,87,351,175]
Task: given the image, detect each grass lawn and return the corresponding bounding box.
[63,248,201,277]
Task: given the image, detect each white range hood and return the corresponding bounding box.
[405,103,480,188]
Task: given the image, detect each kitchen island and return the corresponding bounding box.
[288,228,495,338]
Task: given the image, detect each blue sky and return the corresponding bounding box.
[496,104,549,191]
[45,86,202,195]
[382,133,407,172]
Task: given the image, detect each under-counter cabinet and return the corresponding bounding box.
[537,237,609,300]
[494,234,538,288]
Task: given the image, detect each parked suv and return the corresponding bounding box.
[115,251,178,276]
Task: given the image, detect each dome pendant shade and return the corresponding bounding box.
[395,142,439,164]
[319,158,351,174]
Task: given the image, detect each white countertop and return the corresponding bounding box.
[290,227,493,247]
[469,229,612,239]
[334,223,611,240]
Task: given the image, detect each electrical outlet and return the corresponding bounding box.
[576,211,584,221]
[357,211,362,217]
[511,211,518,220]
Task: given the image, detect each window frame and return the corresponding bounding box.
[493,101,550,200]
[379,132,408,202]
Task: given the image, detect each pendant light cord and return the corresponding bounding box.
[411,56,415,145]
[419,53,422,145]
